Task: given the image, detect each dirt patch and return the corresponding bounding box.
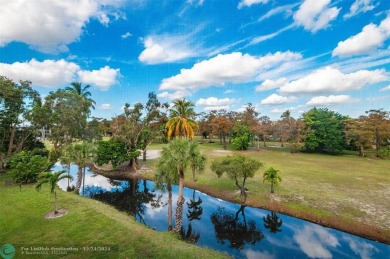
[45,209,69,219]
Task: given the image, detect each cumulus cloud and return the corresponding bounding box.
[256,78,288,92]
[0,59,120,90]
[380,85,390,91]
[333,14,390,57]
[294,225,339,258]
[0,59,79,87]
[306,95,358,106]
[160,51,301,92]
[279,67,388,94]
[77,66,120,91]
[293,0,340,33]
[196,97,237,110]
[238,0,269,9]
[344,0,376,19]
[99,103,112,110]
[0,0,120,53]
[157,90,191,100]
[138,35,197,64]
[261,94,296,105]
[121,32,132,39]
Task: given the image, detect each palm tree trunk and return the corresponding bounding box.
[223,135,227,150]
[167,180,172,231]
[271,183,274,193]
[174,171,185,232]
[54,191,58,213]
[75,165,83,194]
[143,150,147,161]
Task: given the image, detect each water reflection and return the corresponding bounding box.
[55,164,390,259]
[211,205,264,250]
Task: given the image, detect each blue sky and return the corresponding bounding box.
[0,0,389,120]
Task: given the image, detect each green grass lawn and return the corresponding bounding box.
[0,173,228,259]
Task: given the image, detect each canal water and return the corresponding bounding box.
[56,164,389,259]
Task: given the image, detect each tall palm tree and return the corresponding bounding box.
[62,142,95,194]
[188,140,206,181]
[36,170,73,213]
[157,139,205,232]
[65,82,96,109]
[263,167,282,193]
[166,99,198,139]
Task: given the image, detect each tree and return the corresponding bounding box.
[9,151,51,190]
[35,170,73,213]
[189,141,207,181]
[290,118,305,153]
[156,139,205,232]
[276,110,294,147]
[210,114,234,150]
[263,212,283,233]
[239,103,259,147]
[43,90,91,150]
[0,76,40,163]
[365,109,390,155]
[65,82,96,109]
[110,92,166,172]
[211,154,262,197]
[166,99,198,139]
[251,116,272,149]
[62,142,94,194]
[344,117,372,157]
[231,123,251,150]
[302,108,347,154]
[263,167,282,193]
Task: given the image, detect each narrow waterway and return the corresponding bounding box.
[56,164,390,259]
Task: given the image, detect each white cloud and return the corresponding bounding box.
[256,78,288,92]
[0,59,120,90]
[121,32,132,39]
[344,236,379,259]
[247,24,295,46]
[77,66,120,91]
[344,0,376,19]
[0,0,120,53]
[257,3,299,22]
[293,0,340,33]
[196,97,237,111]
[0,59,79,87]
[157,90,191,100]
[333,14,390,57]
[270,107,298,113]
[160,51,301,92]
[380,85,390,91]
[99,103,112,110]
[224,89,234,94]
[294,225,339,258]
[138,35,197,64]
[261,94,296,105]
[187,0,204,6]
[238,0,269,9]
[306,95,358,106]
[279,67,388,94]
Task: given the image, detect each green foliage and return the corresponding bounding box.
[231,123,251,150]
[378,146,390,159]
[303,108,347,154]
[263,167,282,193]
[9,151,51,185]
[95,139,129,168]
[35,170,73,194]
[211,154,262,195]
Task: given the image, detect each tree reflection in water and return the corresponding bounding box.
[211,205,264,250]
[180,190,203,244]
[86,179,163,226]
[263,211,283,234]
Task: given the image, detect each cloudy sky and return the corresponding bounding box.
[0,0,389,119]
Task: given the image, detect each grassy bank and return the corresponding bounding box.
[0,173,228,259]
[145,142,390,244]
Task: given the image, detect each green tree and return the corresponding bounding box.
[156,139,205,232]
[95,139,129,168]
[166,99,198,139]
[0,76,40,164]
[62,142,94,194]
[211,154,262,197]
[9,151,51,189]
[302,108,347,154]
[263,167,282,193]
[65,82,96,109]
[231,123,251,150]
[189,141,207,181]
[35,170,73,213]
